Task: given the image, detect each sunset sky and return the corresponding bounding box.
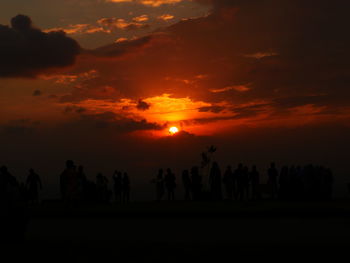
[1,0,349,198]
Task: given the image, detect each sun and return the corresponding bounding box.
[169,126,179,135]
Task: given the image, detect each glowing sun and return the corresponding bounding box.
[169,126,179,135]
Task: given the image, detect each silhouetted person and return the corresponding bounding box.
[76,165,87,201]
[209,162,222,201]
[242,166,250,200]
[154,169,165,201]
[182,170,192,201]
[324,168,334,200]
[85,180,97,202]
[19,182,27,202]
[223,166,234,200]
[26,169,42,204]
[122,172,130,203]
[279,166,289,200]
[0,165,10,201]
[268,162,279,199]
[289,165,299,200]
[303,164,314,200]
[113,171,123,202]
[0,166,27,241]
[235,163,245,201]
[250,165,260,200]
[165,168,176,201]
[190,166,202,201]
[96,173,109,203]
[60,160,78,203]
[0,166,20,203]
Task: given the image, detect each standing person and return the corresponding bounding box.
[235,163,244,200]
[250,166,260,200]
[190,166,202,201]
[122,172,130,203]
[325,168,334,200]
[165,168,176,201]
[182,170,192,201]
[0,166,20,204]
[0,166,8,202]
[77,165,87,201]
[155,169,165,201]
[26,169,42,204]
[0,166,26,241]
[209,162,222,201]
[113,171,123,202]
[279,166,289,200]
[242,166,250,200]
[268,162,279,199]
[223,166,234,200]
[96,173,109,203]
[60,160,78,203]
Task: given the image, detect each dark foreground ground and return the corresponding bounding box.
[4,200,350,262]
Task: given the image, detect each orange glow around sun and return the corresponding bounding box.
[169,126,179,135]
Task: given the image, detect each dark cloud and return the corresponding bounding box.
[48,94,58,99]
[271,95,328,109]
[0,15,80,77]
[89,35,153,57]
[181,116,237,126]
[0,119,39,135]
[230,103,270,118]
[11,14,32,31]
[64,105,87,114]
[136,99,151,111]
[172,130,195,138]
[1,126,34,136]
[76,111,164,133]
[198,106,225,113]
[32,89,42,96]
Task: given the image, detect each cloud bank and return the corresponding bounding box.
[0,15,80,77]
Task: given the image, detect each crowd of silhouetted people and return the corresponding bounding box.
[152,162,334,202]
[0,161,335,208]
[0,165,40,240]
[0,165,42,206]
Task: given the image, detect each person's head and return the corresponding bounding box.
[167,168,171,174]
[29,168,34,174]
[252,165,257,171]
[78,165,84,173]
[238,163,243,169]
[158,169,163,175]
[271,162,275,168]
